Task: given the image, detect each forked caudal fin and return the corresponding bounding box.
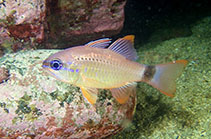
[143,60,188,97]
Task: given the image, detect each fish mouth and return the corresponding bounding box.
[42,60,57,78]
[42,60,65,82]
[42,60,50,69]
[42,60,55,74]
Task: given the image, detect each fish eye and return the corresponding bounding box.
[50,59,63,70]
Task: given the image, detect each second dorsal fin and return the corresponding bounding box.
[108,35,138,61]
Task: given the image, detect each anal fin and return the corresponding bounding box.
[80,87,98,105]
[110,82,137,104]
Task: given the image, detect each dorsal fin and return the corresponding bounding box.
[85,38,111,48]
[108,35,138,61]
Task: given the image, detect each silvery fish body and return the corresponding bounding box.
[42,35,188,104]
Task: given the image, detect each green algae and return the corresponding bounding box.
[96,90,120,117]
[52,90,74,107]
[14,93,43,122]
[113,16,211,139]
[0,102,9,113]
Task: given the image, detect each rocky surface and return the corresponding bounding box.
[45,0,126,48]
[0,0,46,45]
[0,49,136,138]
[0,67,9,83]
[0,0,126,51]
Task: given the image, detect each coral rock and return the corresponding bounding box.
[0,0,45,43]
[0,49,136,138]
[0,0,126,50]
[0,67,9,83]
[45,0,127,48]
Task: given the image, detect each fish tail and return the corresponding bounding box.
[142,60,188,97]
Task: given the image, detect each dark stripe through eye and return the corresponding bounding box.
[50,59,63,70]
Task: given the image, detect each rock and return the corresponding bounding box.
[0,0,126,50]
[0,47,4,57]
[45,0,126,48]
[0,50,136,138]
[0,67,9,83]
[0,0,45,44]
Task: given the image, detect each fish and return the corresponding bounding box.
[42,35,188,105]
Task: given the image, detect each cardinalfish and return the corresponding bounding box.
[42,35,188,105]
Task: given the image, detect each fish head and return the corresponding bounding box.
[42,50,77,84]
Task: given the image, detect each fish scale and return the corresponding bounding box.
[74,52,142,89]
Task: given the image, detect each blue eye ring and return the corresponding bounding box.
[50,59,63,70]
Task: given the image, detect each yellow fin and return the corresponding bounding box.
[123,35,135,44]
[110,82,137,104]
[81,87,98,105]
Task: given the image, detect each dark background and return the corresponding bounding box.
[118,0,211,45]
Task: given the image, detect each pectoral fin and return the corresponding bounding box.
[80,87,98,105]
[110,82,137,104]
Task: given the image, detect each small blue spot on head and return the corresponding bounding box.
[50,59,63,70]
[76,69,79,73]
